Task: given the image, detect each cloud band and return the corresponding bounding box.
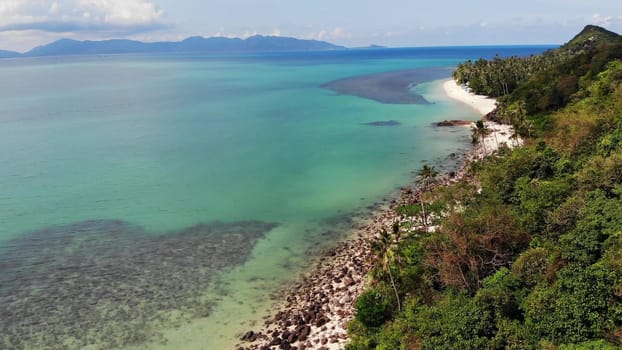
[0,0,169,34]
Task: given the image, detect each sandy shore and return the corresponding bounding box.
[442,79,497,116]
[442,79,522,158]
[235,79,521,350]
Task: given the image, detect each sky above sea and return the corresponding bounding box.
[0,0,621,52]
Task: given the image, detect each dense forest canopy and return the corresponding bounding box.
[453,25,622,129]
[453,25,621,97]
[348,25,622,350]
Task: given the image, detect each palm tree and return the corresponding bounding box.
[510,129,520,147]
[416,165,439,232]
[524,120,535,137]
[473,119,490,154]
[371,229,401,311]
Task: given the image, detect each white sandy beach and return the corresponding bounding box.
[443,79,522,157]
[442,79,497,116]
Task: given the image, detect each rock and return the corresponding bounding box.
[298,325,310,341]
[241,331,257,342]
[270,337,282,346]
[361,120,401,127]
[434,119,472,127]
[287,332,296,343]
[343,277,355,287]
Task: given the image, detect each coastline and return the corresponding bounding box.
[442,79,496,116]
[236,79,519,350]
[442,79,523,158]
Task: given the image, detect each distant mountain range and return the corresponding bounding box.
[0,49,20,58]
[0,35,345,58]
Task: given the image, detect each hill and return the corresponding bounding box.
[562,24,622,53]
[22,35,344,57]
[347,25,622,349]
[0,49,21,58]
[452,25,621,112]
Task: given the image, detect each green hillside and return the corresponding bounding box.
[452,25,621,105]
[562,25,622,53]
[347,26,622,350]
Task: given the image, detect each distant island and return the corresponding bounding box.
[0,49,20,58]
[0,35,345,58]
[355,44,387,49]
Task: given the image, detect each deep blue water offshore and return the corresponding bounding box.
[0,45,553,349]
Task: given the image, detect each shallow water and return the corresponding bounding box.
[0,46,552,349]
[0,220,276,349]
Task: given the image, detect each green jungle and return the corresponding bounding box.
[347,25,622,350]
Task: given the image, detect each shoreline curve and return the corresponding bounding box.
[442,79,497,116]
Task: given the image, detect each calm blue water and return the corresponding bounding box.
[0,46,552,349]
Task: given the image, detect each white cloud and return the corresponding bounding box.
[304,27,352,41]
[591,13,622,27]
[240,30,258,39]
[0,28,77,51]
[0,0,167,33]
[49,2,59,15]
[208,28,281,39]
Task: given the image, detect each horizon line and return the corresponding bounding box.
[3,34,561,55]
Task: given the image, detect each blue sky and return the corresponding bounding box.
[1,0,621,52]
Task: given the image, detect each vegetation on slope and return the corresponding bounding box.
[347,26,622,350]
[452,25,621,105]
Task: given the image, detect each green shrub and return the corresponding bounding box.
[354,286,394,328]
[512,248,550,287]
[522,263,620,344]
[560,189,622,264]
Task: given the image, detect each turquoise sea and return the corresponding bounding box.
[0,46,551,349]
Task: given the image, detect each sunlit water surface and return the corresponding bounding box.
[0,46,552,349]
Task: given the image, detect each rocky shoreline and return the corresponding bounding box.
[234,189,418,350]
[234,118,520,350]
[433,119,473,127]
[235,238,373,350]
[233,80,519,350]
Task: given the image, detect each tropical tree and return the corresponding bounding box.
[473,119,490,154]
[371,229,401,312]
[416,165,439,231]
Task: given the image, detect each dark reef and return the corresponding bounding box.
[322,67,451,104]
[0,219,277,349]
[362,120,401,126]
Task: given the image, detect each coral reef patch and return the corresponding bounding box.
[0,219,277,349]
